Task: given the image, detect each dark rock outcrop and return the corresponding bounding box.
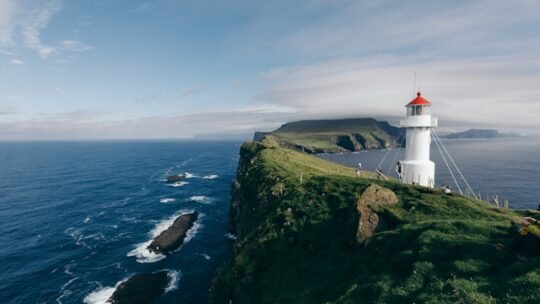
[108,272,169,304]
[166,173,186,182]
[148,212,198,254]
[356,184,399,242]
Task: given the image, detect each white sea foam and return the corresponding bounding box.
[165,270,181,293]
[64,261,76,276]
[84,270,180,304]
[225,233,237,240]
[159,198,176,203]
[202,174,218,179]
[84,216,91,223]
[201,254,211,260]
[189,196,213,204]
[170,181,189,187]
[83,279,127,304]
[65,228,93,249]
[127,210,201,263]
[127,240,166,264]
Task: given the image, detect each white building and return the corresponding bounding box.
[399,92,438,187]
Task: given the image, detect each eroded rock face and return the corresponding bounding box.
[148,212,198,254]
[356,184,398,242]
[108,272,169,304]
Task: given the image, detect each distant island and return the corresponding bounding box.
[254,118,403,153]
[442,128,520,139]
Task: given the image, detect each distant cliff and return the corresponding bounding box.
[254,118,403,153]
[210,139,540,303]
[443,129,520,139]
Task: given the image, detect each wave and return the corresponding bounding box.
[56,277,78,304]
[83,279,126,304]
[202,174,218,179]
[84,216,91,223]
[170,181,189,187]
[201,254,211,260]
[225,233,237,240]
[184,172,195,178]
[84,270,180,304]
[189,196,213,204]
[165,270,181,293]
[159,198,176,203]
[127,210,201,263]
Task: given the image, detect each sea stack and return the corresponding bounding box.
[147,212,198,254]
[107,271,169,304]
[399,92,438,187]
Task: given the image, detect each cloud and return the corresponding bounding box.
[9,58,24,64]
[59,40,94,52]
[0,0,93,58]
[20,0,63,58]
[0,105,296,140]
[246,0,540,60]
[0,0,17,45]
[0,107,18,115]
[257,54,540,131]
[0,48,13,56]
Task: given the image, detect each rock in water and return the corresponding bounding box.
[356,184,398,242]
[108,272,169,304]
[148,212,198,254]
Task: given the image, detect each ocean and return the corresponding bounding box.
[0,141,240,304]
[319,137,540,210]
[0,138,539,303]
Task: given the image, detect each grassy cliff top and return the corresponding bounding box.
[211,139,540,304]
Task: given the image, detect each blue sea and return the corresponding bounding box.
[320,137,540,210]
[0,141,240,304]
[1,138,539,303]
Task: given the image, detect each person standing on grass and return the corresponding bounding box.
[355,162,363,178]
[396,161,402,180]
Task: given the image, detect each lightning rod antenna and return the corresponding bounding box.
[413,71,417,96]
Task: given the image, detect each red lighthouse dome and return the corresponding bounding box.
[406,92,431,107]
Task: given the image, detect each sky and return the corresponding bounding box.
[0,0,539,140]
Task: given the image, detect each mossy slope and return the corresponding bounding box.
[211,140,540,304]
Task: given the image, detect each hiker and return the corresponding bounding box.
[395,161,402,180]
[355,162,363,178]
[496,217,540,258]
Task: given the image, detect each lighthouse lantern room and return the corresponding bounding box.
[399,92,438,187]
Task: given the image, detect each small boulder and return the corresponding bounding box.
[356,184,398,242]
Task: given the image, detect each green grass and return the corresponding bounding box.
[211,140,540,304]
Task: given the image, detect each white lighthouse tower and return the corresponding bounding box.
[399,92,438,187]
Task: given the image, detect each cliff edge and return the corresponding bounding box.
[211,139,540,303]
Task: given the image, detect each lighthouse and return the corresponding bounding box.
[399,92,438,187]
